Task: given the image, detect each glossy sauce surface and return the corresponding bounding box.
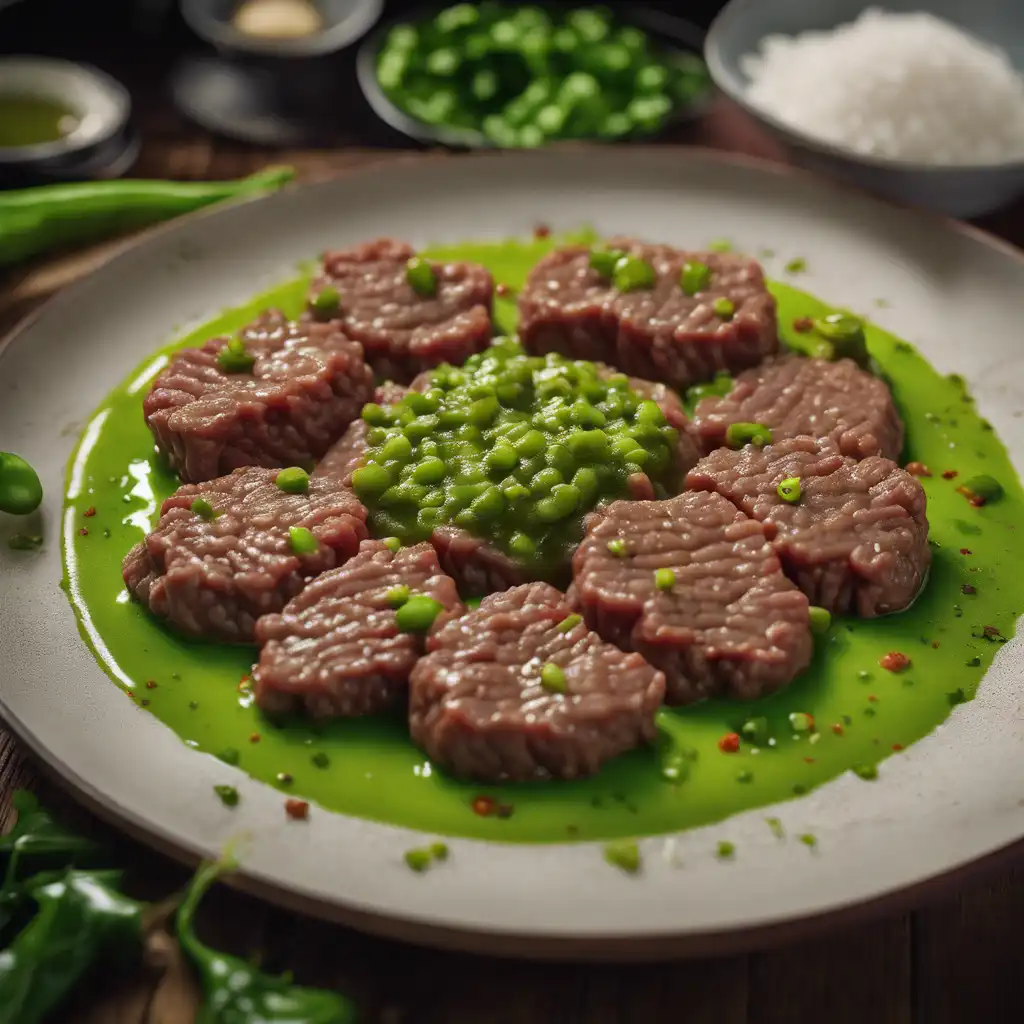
[62,235,1023,842]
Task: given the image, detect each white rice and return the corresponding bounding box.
[740,8,1024,165]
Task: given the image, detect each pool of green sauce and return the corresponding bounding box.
[62,234,1024,843]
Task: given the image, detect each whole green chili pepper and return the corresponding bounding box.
[0,792,106,876]
[0,869,145,1024]
[0,166,295,267]
[0,454,43,516]
[178,857,357,1024]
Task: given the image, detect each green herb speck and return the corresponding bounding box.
[603,839,641,874]
[765,817,784,839]
[213,785,238,807]
[716,841,735,860]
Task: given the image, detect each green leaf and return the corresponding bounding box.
[0,869,144,1024]
[179,858,357,1024]
[0,791,107,876]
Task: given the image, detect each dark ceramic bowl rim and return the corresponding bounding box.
[0,57,131,166]
[356,2,713,149]
[705,0,1024,175]
[180,0,384,59]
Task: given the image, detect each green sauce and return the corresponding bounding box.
[0,95,78,148]
[354,340,681,578]
[61,233,1024,843]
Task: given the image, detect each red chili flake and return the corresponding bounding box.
[960,548,972,556]
[718,732,740,753]
[792,316,814,333]
[942,470,958,480]
[961,584,977,595]
[534,223,551,239]
[831,723,845,736]
[867,694,878,703]
[905,462,932,478]
[956,485,986,508]
[879,652,910,673]
[472,795,497,817]
[77,528,89,536]
[496,283,511,297]
[145,679,157,689]
[83,506,96,517]
[249,732,261,744]
[983,625,1003,638]
[931,641,940,649]
[285,799,309,820]
[803,757,816,764]
[237,675,253,694]
[892,744,904,752]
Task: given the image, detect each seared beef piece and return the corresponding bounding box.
[253,540,464,718]
[686,436,930,617]
[306,238,494,383]
[409,582,665,782]
[571,491,812,705]
[122,467,367,643]
[144,310,373,483]
[517,239,777,391]
[690,354,903,461]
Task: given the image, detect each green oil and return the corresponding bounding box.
[61,234,1023,843]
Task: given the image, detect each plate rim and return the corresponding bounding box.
[3,145,1024,960]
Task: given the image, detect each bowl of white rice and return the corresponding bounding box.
[705,0,1024,218]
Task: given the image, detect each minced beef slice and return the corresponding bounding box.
[571,491,812,704]
[517,240,777,391]
[144,310,373,483]
[686,436,930,617]
[690,354,903,462]
[306,238,494,383]
[122,467,367,643]
[409,582,665,782]
[253,540,464,718]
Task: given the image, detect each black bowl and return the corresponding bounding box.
[356,3,713,149]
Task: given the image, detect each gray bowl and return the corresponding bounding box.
[705,0,1024,218]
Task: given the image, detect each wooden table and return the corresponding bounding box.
[3,97,1024,1024]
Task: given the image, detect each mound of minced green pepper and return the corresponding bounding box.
[375,3,711,146]
[352,338,682,572]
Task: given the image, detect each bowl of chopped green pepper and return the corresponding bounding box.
[356,2,713,148]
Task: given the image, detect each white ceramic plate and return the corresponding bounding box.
[2,149,1023,959]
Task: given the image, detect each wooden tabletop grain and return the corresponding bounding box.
[2,96,1024,1024]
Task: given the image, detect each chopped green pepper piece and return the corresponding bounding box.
[603,839,641,874]
[190,498,217,521]
[395,594,444,632]
[540,662,567,693]
[777,476,801,503]
[406,257,438,297]
[725,422,772,449]
[311,285,340,316]
[654,568,676,591]
[274,467,310,494]
[612,255,656,292]
[288,526,319,555]
[809,606,832,634]
[216,336,255,374]
[680,260,710,296]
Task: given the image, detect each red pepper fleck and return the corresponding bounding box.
[983,625,1002,638]
[718,732,740,753]
[793,316,814,333]
[249,732,261,744]
[285,799,309,820]
[496,283,511,297]
[472,795,497,817]
[534,223,551,239]
[892,744,904,751]
[931,641,940,649]
[803,757,816,764]
[77,528,89,536]
[879,651,910,673]
[867,694,878,703]
[962,584,976,595]
[942,470,958,480]
[956,485,986,507]
[237,675,252,694]
[905,462,932,478]
[145,679,157,689]
[960,548,972,556]
[831,723,845,736]
[83,506,96,517]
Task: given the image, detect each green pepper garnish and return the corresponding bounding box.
[680,261,710,296]
[612,255,656,292]
[654,568,676,591]
[589,247,626,278]
[540,662,567,693]
[712,297,735,320]
[178,856,356,1022]
[216,336,255,374]
[274,467,310,494]
[0,452,43,516]
[406,257,438,297]
[812,313,869,367]
[190,498,218,521]
[808,606,832,634]
[288,526,319,555]
[311,285,340,317]
[395,594,444,632]
[777,476,801,503]
[603,839,641,874]
[725,422,772,449]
